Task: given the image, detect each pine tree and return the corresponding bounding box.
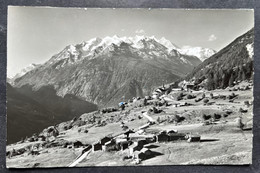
[242,68,246,81]
[214,72,220,89]
[207,72,215,90]
[229,72,235,87]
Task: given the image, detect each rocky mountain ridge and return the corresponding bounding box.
[185,28,254,90]
[12,35,206,106]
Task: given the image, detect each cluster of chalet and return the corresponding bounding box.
[155,130,200,143]
[181,80,195,91]
[92,129,136,153]
[129,138,153,162]
[152,87,167,99]
[151,80,196,100]
[90,128,201,163]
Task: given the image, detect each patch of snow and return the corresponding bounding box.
[68,45,77,55]
[157,37,178,52]
[11,63,40,80]
[82,37,101,51]
[152,51,161,57]
[178,46,216,62]
[55,51,70,61]
[180,57,188,64]
[246,43,254,59]
[132,40,144,49]
[130,35,146,43]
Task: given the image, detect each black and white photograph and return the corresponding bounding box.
[6,7,254,168]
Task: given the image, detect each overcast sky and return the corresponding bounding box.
[7,7,254,77]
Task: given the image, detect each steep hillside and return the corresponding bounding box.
[186,28,254,90]
[6,81,253,167]
[7,83,97,144]
[13,36,203,106]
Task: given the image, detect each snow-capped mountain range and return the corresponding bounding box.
[10,35,215,80]
[46,35,185,68]
[45,35,216,69]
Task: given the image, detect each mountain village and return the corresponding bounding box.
[6,29,254,167]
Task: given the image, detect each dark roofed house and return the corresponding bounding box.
[92,142,102,152]
[134,148,152,161]
[187,134,201,142]
[146,136,156,143]
[100,136,113,145]
[186,84,194,90]
[156,133,169,142]
[133,151,146,161]
[117,141,129,151]
[129,140,144,156]
[102,140,117,152]
[73,141,84,148]
[115,138,129,151]
[133,139,148,147]
[168,133,186,141]
[140,148,152,157]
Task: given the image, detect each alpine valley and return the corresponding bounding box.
[6,29,254,167]
[7,35,215,144]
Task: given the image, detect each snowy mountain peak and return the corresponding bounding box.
[149,35,156,40]
[158,37,179,52]
[178,46,216,62]
[20,63,39,74]
[9,63,40,84]
[96,36,123,49]
[67,45,77,55]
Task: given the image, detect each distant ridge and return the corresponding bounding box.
[7,83,97,144]
[185,28,254,90]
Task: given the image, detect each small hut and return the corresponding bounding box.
[92,142,102,152]
[156,133,169,142]
[100,136,113,145]
[133,148,152,161]
[129,141,144,156]
[140,148,152,156]
[117,141,129,151]
[133,151,146,161]
[102,140,117,152]
[187,134,201,142]
[73,141,84,148]
[168,133,186,141]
